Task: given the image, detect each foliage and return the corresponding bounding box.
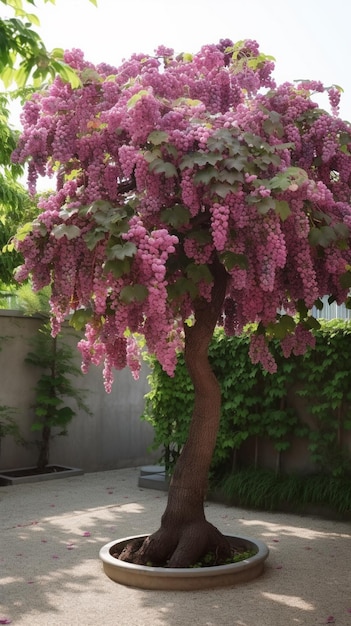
[0,0,97,88]
[26,324,89,432]
[142,321,351,478]
[0,405,23,448]
[214,468,351,515]
[0,182,38,288]
[295,319,351,476]
[0,92,22,173]
[18,284,91,469]
[12,40,351,394]
[16,280,50,314]
[0,0,97,289]
[186,548,256,568]
[142,352,193,472]
[0,90,31,287]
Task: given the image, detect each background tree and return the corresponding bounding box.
[0,0,96,88]
[16,284,91,471]
[0,0,95,292]
[13,40,351,567]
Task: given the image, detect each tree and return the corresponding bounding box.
[0,101,37,290]
[17,284,90,471]
[13,40,351,567]
[0,71,31,289]
[0,0,96,88]
[0,0,96,290]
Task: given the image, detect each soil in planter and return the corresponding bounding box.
[0,465,69,478]
[110,538,257,568]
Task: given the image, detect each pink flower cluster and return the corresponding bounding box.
[13,39,351,384]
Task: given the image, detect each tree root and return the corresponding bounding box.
[116,521,231,568]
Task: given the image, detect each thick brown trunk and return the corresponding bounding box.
[120,261,230,567]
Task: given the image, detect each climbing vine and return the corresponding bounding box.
[142,320,351,478]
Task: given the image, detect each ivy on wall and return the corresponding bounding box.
[142,320,351,480]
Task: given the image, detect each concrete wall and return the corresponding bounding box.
[0,312,157,472]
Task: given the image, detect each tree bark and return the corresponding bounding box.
[37,424,50,471]
[36,335,57,471]
[120,260,230,567]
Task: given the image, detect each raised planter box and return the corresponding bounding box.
[0,465,83,486]
[99,533,269,590]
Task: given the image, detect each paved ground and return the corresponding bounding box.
[1,466,350,626]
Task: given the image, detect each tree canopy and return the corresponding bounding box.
[0,0,96,288]
[13,39,351,389]
[0,0,96,88]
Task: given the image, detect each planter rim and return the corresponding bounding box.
[99,533,269,579]
[0,465,83,486]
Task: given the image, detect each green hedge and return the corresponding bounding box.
[142,320,351,483]
[212,468,351,515]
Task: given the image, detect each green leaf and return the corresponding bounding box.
[180,151,221,170]
[147,130,169,145]
[149,158,178,178]
[51,48,65,60]
[303,316,321,330]
[309,226,337,247]
[296,299,309,318]
[256,197,276,214]
[333,222,349,239]
[127,89,150,108]
[275,200,291,221]
[106,241,137,261]
[186,263,213,284]
[266,315,296,340]
[269,167,308,191]
[173,97,202,107]
[120,284,148,304]
[193,166,217,185]
[187,230,212,244]
[167,277,198,299]
[143,148,162,163]
[263,117,283,138]
[224,154,247,171]
[161,204,190,228]
[69,309,93,331]
[339,271,351,289]
[103,258,131,278]
[217,170,244,184]
[15,221,33,241]
[83,229,106,251]
[219,251,248,271]
[314,298,324,311]
[210,182,234,198]
[57,63,81,88]
[52,224,81,240]
[280,314,297,333]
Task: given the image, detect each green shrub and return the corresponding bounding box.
[142,320,351,480]
[214,468,351,515]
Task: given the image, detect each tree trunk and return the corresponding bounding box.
[120,261,231,567]
[36,335,56,471]
[36,424,50,471]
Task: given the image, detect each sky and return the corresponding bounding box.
[27,0,351,119]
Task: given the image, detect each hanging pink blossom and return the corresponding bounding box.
[13,40,351,388]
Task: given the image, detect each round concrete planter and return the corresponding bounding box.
[99,533,269,590]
